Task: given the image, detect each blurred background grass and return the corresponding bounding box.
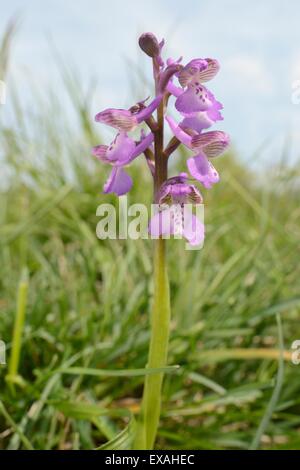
[1,21,300,450]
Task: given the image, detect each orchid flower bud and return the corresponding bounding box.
[138,32,160,58]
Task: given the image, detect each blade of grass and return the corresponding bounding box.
[249,313,285,449]
[57,365,180,378]
[0,401,34,450]
[5,269,29,393]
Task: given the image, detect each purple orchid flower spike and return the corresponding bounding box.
[92,132,154,195]
[149,174,204,246]
[92,31,229,450]
[95,95,162,132]
[166,116,230,188]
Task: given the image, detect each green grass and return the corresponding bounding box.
[1,24,300,450]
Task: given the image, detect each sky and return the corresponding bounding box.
[1,0,300,166]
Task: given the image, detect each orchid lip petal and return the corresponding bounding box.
[149,207,174,239]
[179,90,223,133]
[182,209,205,246]
[106,132,136,164]
[187,154,220,188]
[150,173,204,244]
[149,203,204,247]
[180,114,214,133]
[165,115,192,148]
[103,167,133,196]
[175,84,213,113]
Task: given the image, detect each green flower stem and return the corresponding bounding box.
[145,237,171,448]
[133,237,171,449]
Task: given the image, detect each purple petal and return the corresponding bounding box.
[206,90,223,121]
[158,64,182,93]
[165,116,192,148]
[178,58,220,87]
[182,209,205,246]
[136,96,162,123]
[92,145,109,162]
[158,175,203,205]
[187,153,220,188]
[129,132,154,162]
[106,132,136,164]
[95,109,137,131]
[157,39,165,67]
[166,56,183,67]
[149,207,174,238]
[103,167,133,196]
[203,138,230,158]
[180,113,214,134]
[178,59,208,87]
[191,130,227,148]
[175,84,213,114]
[196,58,220,83]
[166,81,184,98]
[191,130,230,157]
[180,91,223,133]
[149,204,204,246]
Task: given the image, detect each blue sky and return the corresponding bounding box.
[1,0,300,165]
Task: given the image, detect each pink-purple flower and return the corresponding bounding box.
[166,116,230,188]
[92,131,154,195]
[149,174,204,246]
[166,58,223,134]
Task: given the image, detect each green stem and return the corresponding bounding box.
[146,237,171,448]
[133,238,170,449]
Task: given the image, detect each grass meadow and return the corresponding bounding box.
[1,23,300,450]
